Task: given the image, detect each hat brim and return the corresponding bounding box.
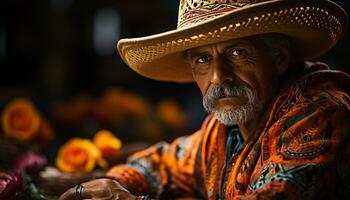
[118,0,348,83]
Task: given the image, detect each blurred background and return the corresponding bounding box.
[0,0,349,161]
[0,1,349,198]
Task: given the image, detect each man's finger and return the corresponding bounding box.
[58,184,93,200]
[58,187,75,200]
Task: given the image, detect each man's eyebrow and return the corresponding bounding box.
[186,49,211,59]
[183,39,252,59]
[223,40,251,49]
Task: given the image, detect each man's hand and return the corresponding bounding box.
[58,178,137,200]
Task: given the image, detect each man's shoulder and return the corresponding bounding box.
[266,64,350,164]
[269,62,350,130]
[301,62,350,111]
[280,62,350,111]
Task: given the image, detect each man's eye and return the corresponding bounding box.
[195,55,211,64]
[232,49,241,56]
[228,48,246,57]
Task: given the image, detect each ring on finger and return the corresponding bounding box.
[75,184,84,200]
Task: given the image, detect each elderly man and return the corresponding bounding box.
[59,0,350,199]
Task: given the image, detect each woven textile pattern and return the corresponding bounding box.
[107,62,350,199]
[178,0,269,28]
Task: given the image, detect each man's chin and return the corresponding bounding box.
[212,106,255,126]
[215,104,241,113]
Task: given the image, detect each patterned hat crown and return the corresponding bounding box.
[178,0,270,28]
[118,0,348,83]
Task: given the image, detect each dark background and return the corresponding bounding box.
[0,0,349,137]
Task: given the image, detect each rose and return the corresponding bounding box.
[56,138,106,173]
[93,130,122,161]
[94,88,150,123]
[1,98,40,141]
[0,173,24,200]
[156,98,186,129]
[1,98,55,145]
[34,118,55,146]
[12,150,47,174]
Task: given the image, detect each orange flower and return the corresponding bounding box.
[156,98,186,129]
[56,138,106,173]
[141,121,164,141]
[93,130,122,161]
[1,98,40,141]
[94,88,150,122]
[35,118,55,146]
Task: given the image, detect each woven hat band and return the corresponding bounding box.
[178,0,271,28]
[118,0,348,82]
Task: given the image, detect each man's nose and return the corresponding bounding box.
[211,57,233,85]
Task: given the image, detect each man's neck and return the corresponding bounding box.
[238,113,263,142]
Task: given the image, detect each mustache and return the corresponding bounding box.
[202,81,256,112]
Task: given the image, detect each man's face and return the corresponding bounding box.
[187,36,286,126]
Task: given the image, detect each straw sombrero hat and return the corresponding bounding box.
[118,0,348,83]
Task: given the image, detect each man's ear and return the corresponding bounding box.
[275,46,290,76]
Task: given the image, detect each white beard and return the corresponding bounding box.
[213,102,257,126]
[203,82,262,125]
